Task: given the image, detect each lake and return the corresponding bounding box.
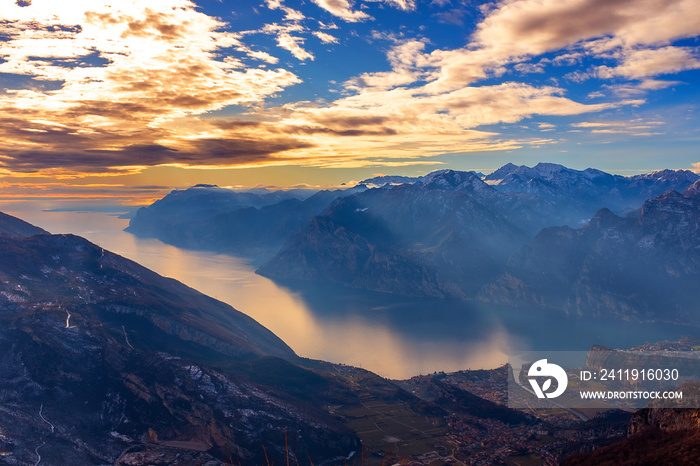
[6,207,699,379]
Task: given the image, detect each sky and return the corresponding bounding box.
[0,0,699,206]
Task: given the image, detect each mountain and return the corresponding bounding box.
[258,167,700,300]
[127,184,366,257]
[145,183,309,211]
[360,169,485,187]
[0,212,361,465]
[0,232,296,360]
[125,184,305,236]
[481,181,700,320]
[627,169,700,203]
[258,171,535,298]
[485,162,699,214]
[128,164,700,303]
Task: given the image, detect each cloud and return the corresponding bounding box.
[344,39,431,91]
[551,52,583,66]
[0,180,169,202]
[310,0,370,22]
[416,0,700,93]
[602,78,685,97]
[243,23,315,61]
[0,115,316,176]
[571,119,665,136]
[275,32,314,60]
[265,0,305,22]
[317,20,339,29]
[313,31,339,44]
[289,0,694,165]
[0,0,303,175]
[474,0,700,58]
[368,0,417,11]
[240,48,280,64]
[264,82,643,165]
[596,46,700,80]
[514,62,545,74]
[433,8,468,26]
[257,0,694,165]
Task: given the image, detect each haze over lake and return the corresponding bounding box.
[8,207,698,379]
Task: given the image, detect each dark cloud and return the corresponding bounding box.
[186,137,315,163]
[281,124,398,136]
[0,132,314,174]
[209,119,266,130]
[311,115,390,127]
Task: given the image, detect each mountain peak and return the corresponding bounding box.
[587,207,622,229]
[483,163,520,182]
[532,162,567,172]
[527,162,570,180]
[423,169,485,191]
[633,169,699,183]
[683,180,700,198]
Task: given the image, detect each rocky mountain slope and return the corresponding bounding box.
[481,181,700,319]
[562,384,700,465]
[0,212,360,465]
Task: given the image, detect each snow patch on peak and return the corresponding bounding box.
[581,168,609,179]
[528,162,570,180]
[633,169,699,183]
[483,163,520,182]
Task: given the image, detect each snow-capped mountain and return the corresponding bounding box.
[484,162,699,213]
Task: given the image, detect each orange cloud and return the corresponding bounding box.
[0,0,302,176]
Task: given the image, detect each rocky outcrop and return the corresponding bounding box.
[563,383,700,465]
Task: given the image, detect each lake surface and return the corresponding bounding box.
[6,207,699,379]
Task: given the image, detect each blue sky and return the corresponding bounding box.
[0,0,699,203]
